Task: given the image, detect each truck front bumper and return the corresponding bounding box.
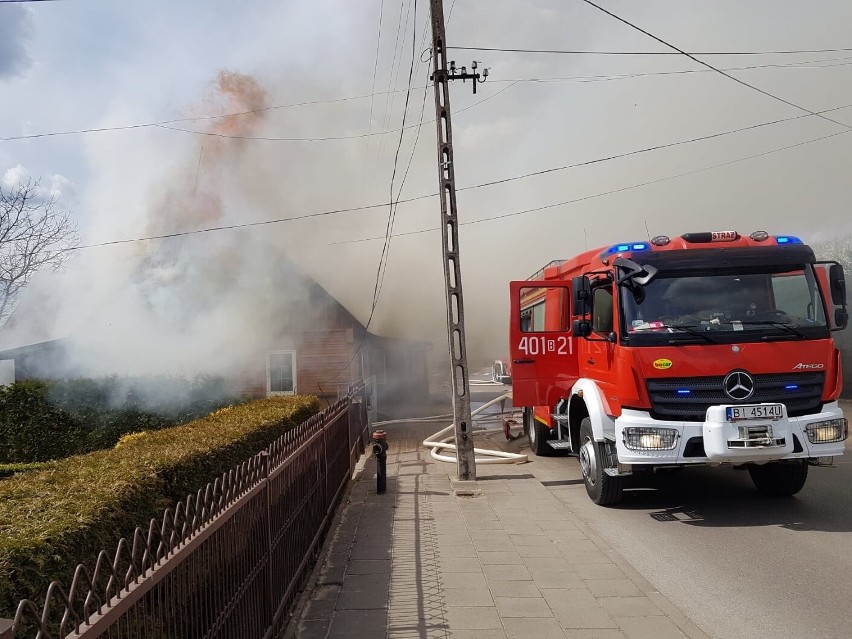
[614,402,846,465]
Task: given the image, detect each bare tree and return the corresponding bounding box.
[0,178,79,324]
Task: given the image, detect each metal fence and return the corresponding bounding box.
[5,382,373,639]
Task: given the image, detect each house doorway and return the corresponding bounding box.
[267,351,296,395]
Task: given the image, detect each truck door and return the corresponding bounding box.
[509,280,579,407]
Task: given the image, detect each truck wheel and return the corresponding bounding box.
[579,418,623,505]
[525,408,552,456]
[748,461,808,496]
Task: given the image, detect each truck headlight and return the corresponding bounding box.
[623,427,679,451]
[805,419,848,444]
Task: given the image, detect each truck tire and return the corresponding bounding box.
[579,418,623,505]
[748,461,808,496]
[525,407,552,456]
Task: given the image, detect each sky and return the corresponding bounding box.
[1,0,852,374]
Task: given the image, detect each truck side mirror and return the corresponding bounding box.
[573,318,592,337]
[836,308,849,330]
[572,276,591,316]
[829,263,846,306]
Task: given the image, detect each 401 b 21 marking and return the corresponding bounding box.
[517,335,572,356]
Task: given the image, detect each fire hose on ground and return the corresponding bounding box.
[422,392,528,465]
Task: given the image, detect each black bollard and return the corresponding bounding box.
[372,430,388,494]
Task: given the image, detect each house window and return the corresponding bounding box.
[267,351,296,395]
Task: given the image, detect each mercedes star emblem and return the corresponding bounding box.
[723,371,755,401]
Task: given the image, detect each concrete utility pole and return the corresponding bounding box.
[429,0,485,481]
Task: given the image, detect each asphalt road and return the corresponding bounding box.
[476,395,852,639]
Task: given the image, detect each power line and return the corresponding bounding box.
[449,45,852,56]
[326,127,852,246]
[0,89,420,142]
[366,0,387,138]
[498,55,852,84]
[372,0,420,310]
[67,100,852,252]
[6,54,851,143]
[336,0,421,381]
[455,101,852,192]
[374,62,432,307]
[576,0,852,132]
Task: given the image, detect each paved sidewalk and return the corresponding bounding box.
[291,425,710,639]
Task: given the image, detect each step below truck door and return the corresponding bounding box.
[509,280,580,407]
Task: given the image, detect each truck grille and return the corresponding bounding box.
[646,373,825,422]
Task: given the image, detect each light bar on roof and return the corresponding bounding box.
[605,242,649,255]
[775,235,803,245]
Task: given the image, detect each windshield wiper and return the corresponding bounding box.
[633,324,720,344]
[735,320,807,339]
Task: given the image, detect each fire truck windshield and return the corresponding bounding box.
[620,265,829,344]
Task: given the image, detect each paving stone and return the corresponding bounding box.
[438,533,475,546]
[445,606,503,630]
[448,629,508,639]
[442,572,488,589]
[564,630,627,639]
[347,559,392,574]
[478,551,524,565]
[530,571,585,589]
[509,534,554,547]
[503,617,569,639]
[546,529,592,542]
[487,579,543,598]
[336,588,388,610]
[524,556,570,572]
[469,529,510,541]
[465,520,504,531]
[572,564,627,580]
[537,518,577,529]
[327,609,388,637]
[294,618,332,639]
[301,584,340,620]
[439,557,483,573]
[556,608,620,630]
[541,588,598,612]
[503,523,545,535]
[494,596,553,618]
[442,587,495,607]
[439,544,479,558]
[616,615,687,639]
[349,545,393,560]
[599,597,664,618]
[341,573,390,592]
[561,549,613,565]
[473,538,513,552]
[584,579,642,598]
[483,564,532,581]
[518,545,558,558]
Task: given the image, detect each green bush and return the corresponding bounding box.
[0,394,320,617]
[0,376,241,464]
[0,381,87,463]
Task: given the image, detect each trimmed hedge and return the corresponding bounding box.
[0,395,320,618]
[0,376,240,464]
[0,463,51,479]
[0,381,87,463]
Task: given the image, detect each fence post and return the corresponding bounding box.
[261,450,275,623]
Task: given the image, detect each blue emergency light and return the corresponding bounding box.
[775,236,803,245]
[606,242,649,254]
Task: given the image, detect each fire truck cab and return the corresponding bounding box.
[509,231,849,505]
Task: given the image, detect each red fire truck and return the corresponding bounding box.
[510,230,848,505]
